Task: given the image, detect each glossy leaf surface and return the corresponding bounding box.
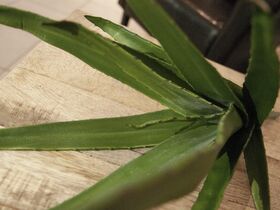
[0,110,191,150]
[127,0,244,111]
[0,6,222,117]
[50,105,241,210]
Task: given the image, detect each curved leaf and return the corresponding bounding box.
[127,0,244,112]
[49,105,242,210]
[244,8,279,124]
[192,122,255,210]
[85,15,170,63]
[85,15,187,82]
[118,44,194,90]
[0,110,192,150]
[193,6,276,209]
[0,6,222,117]
[86,15,245,102]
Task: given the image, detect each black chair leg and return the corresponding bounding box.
[121,12,130,26]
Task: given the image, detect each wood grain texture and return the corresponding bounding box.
[0,11,279,210]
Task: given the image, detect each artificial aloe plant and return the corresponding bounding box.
[0,0,278,209]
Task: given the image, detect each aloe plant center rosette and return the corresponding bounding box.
[0,0,278,209]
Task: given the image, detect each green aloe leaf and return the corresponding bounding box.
[242,6,277,210]
[120,44,245,102]
[85,15,170,64]
[127,0,244,112]
[0,6,222,117]
[85,15,186,82]
[244,126,270,210]
[49,105,241,210]
[118,44,194,90]
[244,7,279,124]
[0,110,194,150]
[192,122,255,210]
[194,6,277,209]
[86,15,244,100]
[84,15,245,105]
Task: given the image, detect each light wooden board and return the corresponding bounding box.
[0,11,279,210]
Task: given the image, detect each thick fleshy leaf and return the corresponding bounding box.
[0,110,193,150]
[49,105,242,210]
[192,122,255,210]
[127,0,244,111]
[244,126,270,210]
[244,8,279,124]
[0,6,222,117]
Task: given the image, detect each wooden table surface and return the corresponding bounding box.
[0,11,279,210]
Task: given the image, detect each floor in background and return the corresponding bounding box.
[0,0,148,78]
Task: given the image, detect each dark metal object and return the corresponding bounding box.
[156,0,224,53]
[121,12,130,25]
[119,0,280,72]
